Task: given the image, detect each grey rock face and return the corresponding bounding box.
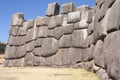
[33,57,41,66]
[11,12,24,26]
[104,31,120,80]
[10,26,19,36]
[61,2,75,14]
[8,36,15,46]
[94,40,105,68]
[41,38,59,57]
[25,41,34,52]
[68,48,86,64]
[59,35,72,48]
[54,49,68,66]
[67,11,81,23]
[26,28,34,42]
[35,17,47,26]
[53,27,64,39]
[37,26,48,38]
[26,19,34,29]
[63,23,74,34]
[72,29,88,48]
[33,47,41,56]
[46,2,59,16]
[34,38,43,47]
[4,45,17,59]
[24,52,34,66]
[76,5,90,12]
[16,45,26,58]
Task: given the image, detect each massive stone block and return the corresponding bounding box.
[67,11,81,23]
[34,38,43,47]
[46,2,59,16]
[59,35,72,48]
[35,17,47,26]
[68,48,86,64]
[11,12,24,26]
[26,19,34,29]
[10,26,19,36]
[63,23,74,34]
[8,36,15,46]
[4,45,17,59]
[61,2,75,14]
[33,47,41,56]
[16,45,26,58]
[94,40,105,68]
[41,38,59,57]
[48,15,63,29]
[24,52,34,66]
[26,28,34,42]
[104,31,120,80]
[76,5,90,12]
[25,41,35,52]
[37,26,48,38]
[72,29,88,48]
[101,0,120,33]
[53,49,68,66]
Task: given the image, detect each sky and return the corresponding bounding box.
[0,0,95,43]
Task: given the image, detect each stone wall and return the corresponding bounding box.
[4,0,120,80]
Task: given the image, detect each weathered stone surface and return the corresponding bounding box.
[10,26,19,36]
[86,10,94,23]
[68,48,85,64]
[46,2,59,16]
[79,19,89,29]
[41,38,59,57]
[11,12,24,26]
[4,60,16,67]
[14,36,21,46]
[53,27,64,39]
[33,56,41,66]
[33,26,38,40]
[82,45,94,61]
[8,36,15,46]
[4,45,17,59]
[16,45,26,58]
[26,28,34,42]
[14,58,25,67]
[59,35,72,48]
[63,23,74,34]
[94,40,105,68]
[25,41,34,52]
[34,38,43,47]
[26,19,34,29]
[61,2,75,14]
[67,11,81,23]
[37,26,48,38]
[24,52,34,66]
[22,22,28,35]
[88,20,94,35]
[72,29,88,48]
[98,0,115,21]
[104,31,120,80]
[96,68,109,80]
[54,49,68,66]
[76,5,90,11]
[33,47,41,56]
[101,0,120,32]
[44,56,54,66]
[35,17,47,26]
[20,36,26,45]
[48,15,63,29]
[88,34,94,46]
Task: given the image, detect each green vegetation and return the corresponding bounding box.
[0,42,6,54]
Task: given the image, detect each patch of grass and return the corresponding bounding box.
[0,67,99,80]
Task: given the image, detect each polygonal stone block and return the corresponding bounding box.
[63,23,74,34]
[37,26,48,38]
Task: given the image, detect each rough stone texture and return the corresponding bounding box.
[25,41,34,52]
[72,29,88,48]
[37,26,48,38]
[16,45,26,58]
[46,2,59,16]
[11,12,24,26]
[67,11,81,23]
[41,38,59,57]
[61,2,75,14]
[24,52,34,66]
[4,45,17,59]
[94,40,105,68]
[10,26,19,36]
[54,49,68,66]
[26,19,34,29]
[63,23,74,34]
[68,48,85,64]
[33,56,41,66]
[59,35,72,48]
[35,17,47,26]
[104,31,120,80]
[26,28,34,42]
[8,36,15,46]
[34,38,43,47]
[48,15,63,29]
[53,27,64,39]
[32,47,41,56]
[76,5,90,12]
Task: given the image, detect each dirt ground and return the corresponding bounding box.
[0,55,98,80]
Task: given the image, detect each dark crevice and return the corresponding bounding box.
[98,15,105,22]
[107,28,119,34]
[108,0,116,8]
[99,1,104,9]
